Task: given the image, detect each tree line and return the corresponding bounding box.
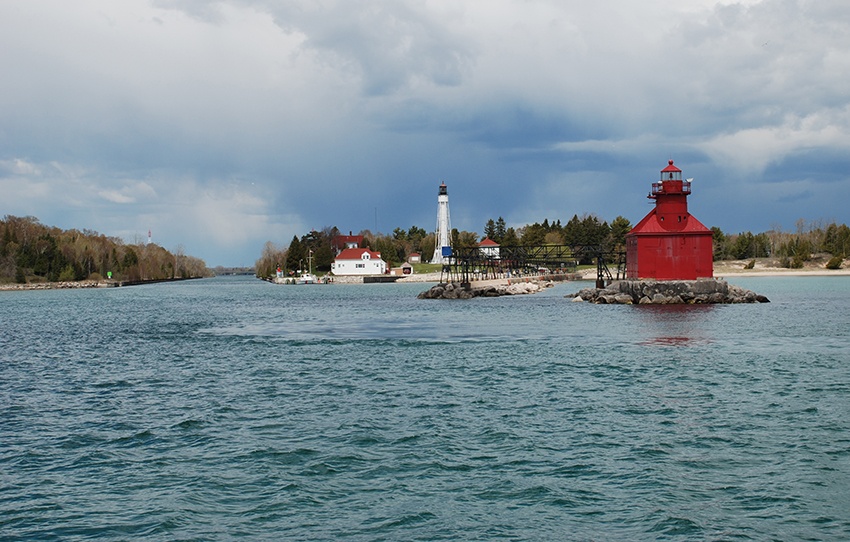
[256,215,849,278]
[479,214,633,264]
[712,219,850,268]
[0,215,210,284]
[255,213,634,278]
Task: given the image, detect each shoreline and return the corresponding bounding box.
[712,269,850,277]
[6,265,848,292]
[0,276,206,292]
[575,260,850,280]
[707,259,850,278]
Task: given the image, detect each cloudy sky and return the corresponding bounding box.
[2,0,849,266]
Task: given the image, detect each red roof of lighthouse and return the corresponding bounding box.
[661,159,681,173]
[628,209,711,235]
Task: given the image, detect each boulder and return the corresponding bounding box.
[614,293,634,305]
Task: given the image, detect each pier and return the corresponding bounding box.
[440,244,626,288]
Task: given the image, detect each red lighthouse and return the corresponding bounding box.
[625,160,713,280]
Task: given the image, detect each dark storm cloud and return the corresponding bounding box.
[1,0,849,265]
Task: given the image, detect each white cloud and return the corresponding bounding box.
[0,158,42,176]
[97,181,158,204]
[701,109,850,175]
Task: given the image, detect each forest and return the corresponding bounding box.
[0,215,210,284]
[256,214,850,279]
[711,219,850,269]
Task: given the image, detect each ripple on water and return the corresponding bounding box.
[2,276,850,540]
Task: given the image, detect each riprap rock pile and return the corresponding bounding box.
[418,281,549,299]
[567,279,769,304]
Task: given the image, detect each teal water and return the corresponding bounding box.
[2,276,849,540]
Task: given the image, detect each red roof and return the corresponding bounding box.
[335,247,383,260]
[628,209,711,235]
[332,234,363,251]
[479,237,500,247]
[661,159,681,173]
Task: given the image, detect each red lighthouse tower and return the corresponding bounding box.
[625,160,713,280]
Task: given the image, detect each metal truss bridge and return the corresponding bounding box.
[440,245,626,289]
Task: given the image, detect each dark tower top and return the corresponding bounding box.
[438,183,448,196]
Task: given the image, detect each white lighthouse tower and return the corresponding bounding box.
[430,182,453,264]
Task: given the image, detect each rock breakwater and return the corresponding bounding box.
[0,280,111,291]
[418,280,551,299]
[567,279,769,304]
[1,276,204,291]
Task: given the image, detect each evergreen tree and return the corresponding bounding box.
[284,235,304,273]
[495,217,507,242]
[581,215,609,247]
[406,226,428,253]
[455,230,479,250]
[731,232,756,259]
[823,222,850,256]
[313,242,334,272]
[520,223,546,246]
[312,227,337,271]
[374,235,397,268]
[483,219,497,241]
[501,227,520,248]
[563,215,582,246]
[608,216,632,249]
[711,226,729,260]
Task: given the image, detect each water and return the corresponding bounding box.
[2,276,849,540]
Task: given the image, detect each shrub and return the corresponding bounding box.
[58,265,76,282]
[826,256,844,270]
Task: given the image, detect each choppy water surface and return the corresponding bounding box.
[2,276,849,540]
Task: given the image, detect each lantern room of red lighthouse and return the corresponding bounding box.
[625,160,713,280]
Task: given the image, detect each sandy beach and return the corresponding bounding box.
[710,259,850,277]
[570,259,850,280]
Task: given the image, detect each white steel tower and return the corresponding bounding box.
[430,182,453,264]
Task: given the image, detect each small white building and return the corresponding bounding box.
[479,237,500,259]
[331,248,387,276]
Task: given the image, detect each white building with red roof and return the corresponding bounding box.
[479,237,500,259]
[331,248,387,276]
